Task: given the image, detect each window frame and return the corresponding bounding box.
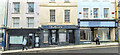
[65,10,70,22]
[27,17,34,28]
[13,17,20,28]
[83,8,89,18]
[50,10,55,22]
[104,8,109,18]
[27,2,34,13]
[13,2,20,13]
[93,8,99,18]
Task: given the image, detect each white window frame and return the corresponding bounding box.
[93,8,99,18]
[83,8,89,18]
[13,17,20,28]
[65,10,70,22]
[27,17,34,28]
[104,8,109,18]
[27,2,34,13]
[13,2,20,13]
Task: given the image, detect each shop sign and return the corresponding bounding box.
[80,21,115,27]
[42,25,77,29]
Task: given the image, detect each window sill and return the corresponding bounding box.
[12,13,20,14]
[26,13,34,14]
[64,22,71,23]
[64,1,70,3]
[49,1,56,3]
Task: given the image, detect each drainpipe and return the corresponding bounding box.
[115,0,119,42]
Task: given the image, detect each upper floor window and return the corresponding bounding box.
[104,8,109,18]
[13,2,20,13]
[50,0,55,2]
[83,8,89,18]
[27,17,34,28]
[93,8,99,18]
[65,10,70,22]
[27,2,34,13]
[65,0,69,2]
[13,17,19,28]
[92,0,99,2]
[50,10,55,22]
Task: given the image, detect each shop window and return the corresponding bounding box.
[93,8,99,18]
[59,30,66,42]
[27,2,34,13]
[13,2,20,13]
[80,29,91,41]
[50,10,55,22]
[119,23,120,26]
[10,36,23,44]
[27,17,34,28]
[104,8,109,18]
[43,30,48,43]
[65,10,70,22]
[98,28,110,41]
[83,8,89,18]
[13,17,19,28]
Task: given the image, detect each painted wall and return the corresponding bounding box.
[78,0,115,19]
[7,0,40,28]
[39,0,78,26]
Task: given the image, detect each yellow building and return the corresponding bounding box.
[39,0,80,45]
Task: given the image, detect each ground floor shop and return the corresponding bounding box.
[79,19,116,42]
[41,25,80,46]
[6,29,41,50]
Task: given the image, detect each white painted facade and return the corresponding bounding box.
[78,0,115,19]
[7,0,40,28]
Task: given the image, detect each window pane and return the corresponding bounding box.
[104,8,109,18]
[65,0,69,2]
[65,10,70,22]
[13,17,19,27]
[10,36,23,44]
[28,17,34,27]
[50,10,55,22]
[50,0,55,2]
[93,8,98,18]
[14,3,20,13]
[28,3,34,13]
[83,8,88,18]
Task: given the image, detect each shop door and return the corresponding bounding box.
[69,30,75,43]
[51,30,57,45]
[34,36,40,48]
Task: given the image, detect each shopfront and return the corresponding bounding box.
[41,25,80,46]
[6,29,40,50]
[79,19,116,42]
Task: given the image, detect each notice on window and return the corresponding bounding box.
[59,33,66,42]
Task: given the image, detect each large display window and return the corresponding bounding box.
[10,36,23,44]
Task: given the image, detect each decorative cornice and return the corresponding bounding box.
[39,4,77,7]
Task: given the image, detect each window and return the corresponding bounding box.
[50,0,55,2]
[93,8,99,18]
[10,36,23,44]
[92,0,99,2]
[65,0,69,2]
[65,10,70,22]
[13,2,20,13]
[50,10,55,22]
[28,17,34,27]
[119,23,120,26]
[28,2,34,13]
[104,8,109,18]
[13,17,19,27]
[83,8,89,18]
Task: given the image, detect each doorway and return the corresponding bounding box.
[69,30,75,43]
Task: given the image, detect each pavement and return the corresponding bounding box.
[0,42,119,53]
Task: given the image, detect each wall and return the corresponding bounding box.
[39,0,78,26]
[78,0,115,19]
[7,0,40,28]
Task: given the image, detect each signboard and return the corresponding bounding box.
[80,21,115,27]
[42,25,77,29]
